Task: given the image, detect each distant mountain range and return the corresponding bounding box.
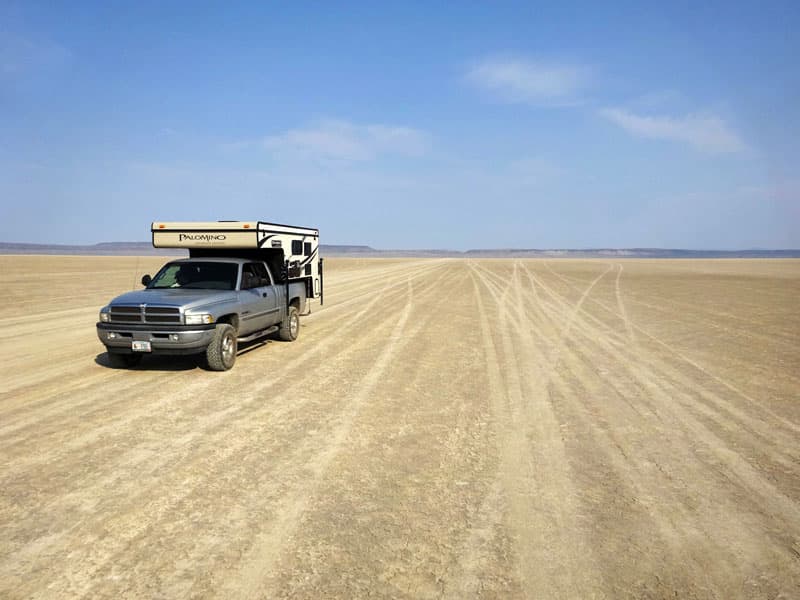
[1,241,798,258]
[0,242,186,256]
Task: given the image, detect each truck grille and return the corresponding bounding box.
[109,306,140,322]
[145,307,181,323]
[110,305,182,324]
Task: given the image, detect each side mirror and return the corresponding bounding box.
[141,274,152,287]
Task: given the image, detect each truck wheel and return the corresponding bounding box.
[206,323,237,371]
[278,306,300,342]
[107,352,142,368]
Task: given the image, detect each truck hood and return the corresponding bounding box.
[107,289,238,312]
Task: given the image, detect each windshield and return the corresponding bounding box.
[148,262,238,290]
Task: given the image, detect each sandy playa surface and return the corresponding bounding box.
[1,255,799,599]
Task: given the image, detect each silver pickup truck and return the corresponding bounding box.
[96,257,306,370]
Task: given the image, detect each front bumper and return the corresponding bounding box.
[96,322,216,355]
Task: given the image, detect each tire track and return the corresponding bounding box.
[4,265,454,598]
[222,277,426,599]
[485,260,800,597]
[473,260,629,351]
[465,262,606,599]
[545,330,800,596]
[519,261,800,471]
[0,262,454,528]
[531,261,800,437]
[0,260,446,441]
[0,277,400,451]
[3,257,799,599]
[0,265,454,556]
[517,263,800,527]
[543,263,798,413]
[614,263,637,345]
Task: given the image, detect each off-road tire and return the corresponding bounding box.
[278,306,300,342]
[107,352,142,369]
[206,323,237,371]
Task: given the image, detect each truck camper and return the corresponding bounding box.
[96,221,323,370]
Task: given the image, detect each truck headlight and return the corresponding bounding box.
[99,308,110,322]
[185,313,214,325]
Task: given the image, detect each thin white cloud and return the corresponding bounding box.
[262,119,430,162]
[465,57,589,105]
[599,108,747,154]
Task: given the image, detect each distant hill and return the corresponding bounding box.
[1,241,798,258]
[0,242,186,256]
[462,248,800,258]
[320,244,377,254]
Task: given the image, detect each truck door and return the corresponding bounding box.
[239,262,279,333]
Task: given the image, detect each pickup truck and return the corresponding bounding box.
[96,257,307,370]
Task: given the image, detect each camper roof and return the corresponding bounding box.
[151,221,319,249]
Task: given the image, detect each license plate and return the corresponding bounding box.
[132,341,152,352]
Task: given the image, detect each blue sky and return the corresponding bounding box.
[1,1,798,249]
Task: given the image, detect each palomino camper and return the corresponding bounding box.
[96,221,323,370]
[152,220,323,304]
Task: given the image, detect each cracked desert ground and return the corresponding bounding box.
[1,255,799,599]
